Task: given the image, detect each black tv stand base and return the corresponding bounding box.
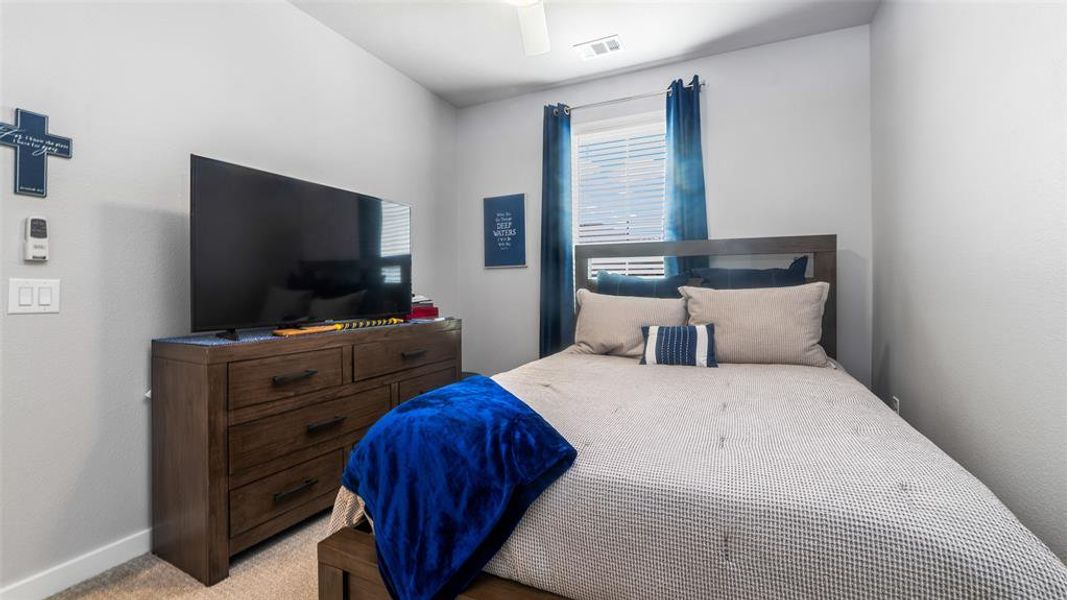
[216,329,240,341]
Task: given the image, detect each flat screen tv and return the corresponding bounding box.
[190,155,412,333]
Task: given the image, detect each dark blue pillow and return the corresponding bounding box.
[639,324,717,367]
[595,271,689,299]
[693,256,808,289]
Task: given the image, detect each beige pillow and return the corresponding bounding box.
[574,289,687,357]
[679,282,830,367]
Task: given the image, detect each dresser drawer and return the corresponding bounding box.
[229,386,390,474]
[397,368,458,404]
[354,331,458,381]
[229,450,342,536]
[229,348,345,410]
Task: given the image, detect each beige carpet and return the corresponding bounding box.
[48,514,328,599]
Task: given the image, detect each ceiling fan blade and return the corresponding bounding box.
[515,1,550,56]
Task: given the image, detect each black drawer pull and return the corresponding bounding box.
[271,369,318,386]
[401,349,427,360]
[306,415,346,433]
[272,479,318,504]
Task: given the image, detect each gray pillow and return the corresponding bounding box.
[679,282,829,367]
[574,289,687,357]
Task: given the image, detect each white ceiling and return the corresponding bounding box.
[293,0,880,108]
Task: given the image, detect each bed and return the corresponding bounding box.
[318,235,1067,599]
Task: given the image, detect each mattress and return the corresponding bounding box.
[330,350,1067,599]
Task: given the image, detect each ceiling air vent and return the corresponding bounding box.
[573,35,623,61]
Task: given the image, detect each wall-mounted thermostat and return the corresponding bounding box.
[24,216,48,262]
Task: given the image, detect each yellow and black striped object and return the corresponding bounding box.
[273,317,403,337]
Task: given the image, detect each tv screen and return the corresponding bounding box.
[190,156,412,332]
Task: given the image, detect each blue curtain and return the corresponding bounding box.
[539,104,574,357]
[664,75,709,275]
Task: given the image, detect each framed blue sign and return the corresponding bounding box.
[483,194,526,268]
[0,109,73,197]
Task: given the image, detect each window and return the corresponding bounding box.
[572,114,667,278]
[379,201,410,284]
[379,201,411,258]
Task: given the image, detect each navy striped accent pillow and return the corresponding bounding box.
[639,324,718,367]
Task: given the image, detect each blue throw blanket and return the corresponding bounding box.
[341,375,576,600]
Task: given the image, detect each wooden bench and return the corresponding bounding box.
[318,524,569,600]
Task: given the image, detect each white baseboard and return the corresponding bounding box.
[0,528,151,600]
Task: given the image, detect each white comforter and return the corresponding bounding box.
[332,350,1067,599]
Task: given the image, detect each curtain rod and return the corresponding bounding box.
[563,81,705,114]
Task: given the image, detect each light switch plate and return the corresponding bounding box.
[8,278,60,314]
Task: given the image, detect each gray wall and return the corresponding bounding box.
[871,0,1067,560]
[6,0,1065,590]
[0,0,457,589]
[455,26,873,383]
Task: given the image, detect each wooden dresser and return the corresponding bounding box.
[151,319,461,585]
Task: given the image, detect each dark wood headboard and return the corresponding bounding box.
[574,235,838,358]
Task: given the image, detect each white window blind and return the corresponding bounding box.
[573,118,667,278]
[379,201,411,258]
[379,201,410,284]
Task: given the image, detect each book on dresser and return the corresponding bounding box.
[151,318,462,585]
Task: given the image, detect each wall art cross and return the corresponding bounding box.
[0,108,73,197]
